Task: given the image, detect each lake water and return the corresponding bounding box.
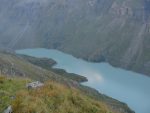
[16,48,150,113]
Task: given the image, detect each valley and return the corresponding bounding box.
[0,0,150,113]
[0,0,150,76]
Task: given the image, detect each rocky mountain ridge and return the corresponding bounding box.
[0,0,150,76]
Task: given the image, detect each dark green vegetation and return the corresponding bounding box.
[20,55,88,83]
[0,51,134,113]
[0,0,150,76]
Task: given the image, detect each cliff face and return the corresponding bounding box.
[0,0,150,76]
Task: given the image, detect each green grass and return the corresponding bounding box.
[0,76,31,112]
[0,76,113,113]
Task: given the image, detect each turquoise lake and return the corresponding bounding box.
[16,48,150,113]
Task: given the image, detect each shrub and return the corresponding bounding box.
[0,76,5,84]
[12,97,23,113]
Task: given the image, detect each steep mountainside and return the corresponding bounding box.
[0,0,150,76]
[0,51,134,113]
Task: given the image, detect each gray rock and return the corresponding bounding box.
[26,81,44,89]
[4,106,12,113]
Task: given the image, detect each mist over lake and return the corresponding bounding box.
[16,48,150,113]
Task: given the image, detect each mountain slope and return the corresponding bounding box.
[0,0,150,76]
[0,50,88,83]
[0,51,134,113]
[0,76,111,113]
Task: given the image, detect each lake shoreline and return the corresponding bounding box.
[16,48,150,113]
[14,46,150,77]
[19,54,88,83]
[55,48,150,78]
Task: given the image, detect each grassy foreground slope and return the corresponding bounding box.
[0,76,112,113]
[0,51,134,113]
